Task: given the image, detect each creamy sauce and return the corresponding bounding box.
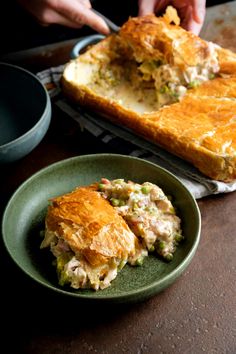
[72,39,219,112]
[99,178,183,260]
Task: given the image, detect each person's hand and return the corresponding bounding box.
[17,0,110,34]
[138,0,206,35]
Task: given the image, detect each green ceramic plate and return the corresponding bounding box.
[2,154,201,304]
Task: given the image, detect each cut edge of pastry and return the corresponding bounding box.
[61,11,236,182]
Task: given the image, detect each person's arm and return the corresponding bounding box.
[138,0,206,35]
[17,0,110,34]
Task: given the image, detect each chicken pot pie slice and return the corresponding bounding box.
[41,185,146,290]
[41,179,183,291]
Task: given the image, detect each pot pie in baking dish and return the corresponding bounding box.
[40,179,183,291]
[61,7,236,182]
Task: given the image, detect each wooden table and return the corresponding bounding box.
[1,27,235,354]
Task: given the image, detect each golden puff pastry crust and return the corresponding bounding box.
[138,96,236,181]
[216,47,236,75]
[186,76,236,98]
[45,185,138,266]
[119,14,213,68]
[61,12,236,182]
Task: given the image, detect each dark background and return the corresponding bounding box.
[0,0,234,55]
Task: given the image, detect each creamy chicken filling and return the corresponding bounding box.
[87,40,219,110]
[89,59,159,112]
[40,231,127,290]
[139,49,219,107]
[98,178,183,261]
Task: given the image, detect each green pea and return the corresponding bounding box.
[149,245,155,252]
[119,200,126,206]
[114,179,123,184]
[175,233,184,243]
[110,198,120,206]
[188,80,200,89]
[98,183,105,190]
[160,85,169,94]
[136,257,144,266]
[118,259,126,270]
[209,73,215,80]
[170,91,179,98]
[158,241,166,250]
[165,253,173,262]
[141,186,151,194]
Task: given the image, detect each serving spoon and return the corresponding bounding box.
[92,9,120,33]
[71,10,120,58]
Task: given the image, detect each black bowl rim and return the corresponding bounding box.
[0,62,51,149]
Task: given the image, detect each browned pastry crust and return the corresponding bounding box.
[61,13,236,182]
[139,96,236,181]
[119,14,213,67]
[216,47,236,75]
[46,185,137,266]
[186,76,236,98]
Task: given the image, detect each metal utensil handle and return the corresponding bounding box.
[92,9,120,33]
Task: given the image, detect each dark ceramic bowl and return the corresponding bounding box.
[2,154,201,304]
[0,62,51,163]
[70,34,105,59]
